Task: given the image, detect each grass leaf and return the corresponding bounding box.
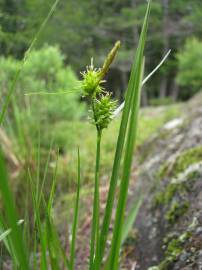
[121,197,143,244]
[107,1,151,268]
[0,149,29,269]
[97,2,151,267]
[69,148,81,270]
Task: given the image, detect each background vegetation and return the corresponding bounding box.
[0,0,201,238]
[0,0,202,268]
[1,0,202,103]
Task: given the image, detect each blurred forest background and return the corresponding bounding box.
[1,1,202,268]
[0,0,202,213]
[1,0,202,103]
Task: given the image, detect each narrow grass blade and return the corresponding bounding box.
[108,57,145,270]
[0,0,60,125]
[0,149,29,269]
[113,49,171,118]
[107,2,151,268]
[102,196,142,270]
[46,217,61,270]
[28,169,48,270]
[0,216,19,268]
[45,214,70,270]
[89,131,102,269]
[45,151,70,270]
[69,148,81,270]
[121,196,143,244]
[0,220,24,242]
[25,88,81,96]
[36,128,41,203]
[0,217,10,251]
[38,140,54,208]
[97,2,151,267]
[47,149,59,215]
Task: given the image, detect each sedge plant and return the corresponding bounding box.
[0,0,173,269]
[80,42,120,269]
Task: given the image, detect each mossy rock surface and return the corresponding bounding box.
[130,94,202,270]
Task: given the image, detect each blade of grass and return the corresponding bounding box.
[0,220,24,242]
[25,88,82,96]
[45,214,70,270]
[97,1,151,267]
[103,196,143,270]
[28,169,48,270]
[0,149,29,269]
[89,130,102,270]
[107,57,145,270]
[113,49,171,118]
[47,149,59,214]
[46,217,61,270]
[121,196,143,244]
[106,3,151,268]
[69,148,81,270]
[101,197,143,270]
[0,0,60,125]
[0,215,20,268]
[38,140,53,206]
[46,151,60,270]
[36,127,41,203]
[45,150,70,270]
[0,217,10,251]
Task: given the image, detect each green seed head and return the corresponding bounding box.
[81,59,104,97]
[93,94,117,131]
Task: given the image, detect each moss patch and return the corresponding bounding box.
[149,231,191,270]
[157,147,202,180]
[166,201,189,224]
[172,147,202,177]
[153,179,190,207]
[153,146,202,217]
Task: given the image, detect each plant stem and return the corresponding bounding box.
[89,129,102,270]
[70,148,81,270]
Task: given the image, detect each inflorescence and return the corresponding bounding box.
[81,41,120,131]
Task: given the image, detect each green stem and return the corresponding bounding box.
[69,148,81,270]
[89,129,102,270]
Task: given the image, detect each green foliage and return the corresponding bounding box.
[81,64,103,97]
[156,146,202,180]
[0,57,19,91]
[0,45,85,125]
[151,231,191,270]
[153,147,202,222]
[105,4,150,269]
[40,104,180,192]
[22,46,85,122]
[0,149,29,269]
[166,201,189,224]
[0,0,60,126]
[177,38,202,98]
[23,45,64,82]
[149,97,173,106]
[0,0,31,58]
[172,146,202,177]
[1,1,196,269]
[93,94,117,131]
[1,0,202,102]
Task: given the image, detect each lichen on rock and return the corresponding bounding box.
[131,93,202,270]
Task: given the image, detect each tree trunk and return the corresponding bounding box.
[131,0,139,47]
[121,71,128,101]
[171,80,180,101]
[141,88,148,106]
